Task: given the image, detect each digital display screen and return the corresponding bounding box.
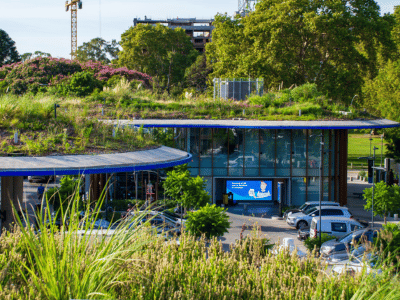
[226,180,273,201]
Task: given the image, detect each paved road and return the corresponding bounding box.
[220,209,307,252]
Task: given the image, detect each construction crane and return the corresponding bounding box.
[238,0,258,16]
[65,0,83,60]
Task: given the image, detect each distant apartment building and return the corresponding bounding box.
[133,17,214,53]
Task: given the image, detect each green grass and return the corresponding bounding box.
[348,134,387,170]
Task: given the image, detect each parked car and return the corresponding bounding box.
[297,227,310,240]
[320,227,380,257]
[28,175,56,183]
[309,216,365,239]
[284,201,340,220]
[287,206,353,229]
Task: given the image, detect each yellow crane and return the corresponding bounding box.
[65,0,83,60]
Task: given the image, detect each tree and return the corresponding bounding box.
[76,38,119,64]
[163,164,210,211]
[185,204,230,239]
[207,0,388,104]
[184,54,213,91]
[363,181,400,224]
[0,29,20,66]
[21,51,51,62]
[118,24,198,91]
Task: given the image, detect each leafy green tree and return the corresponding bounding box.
[76,38,119,64]
[46,176,80,211]
[163,164,210,211]
[56,71,103,97]
[21,51,51,62]
[0,29,20,66]
[207,0,388,103]
[184,54,212,91]
[118,24,198,91]
[363,181,400,224]
[185,204,230,239]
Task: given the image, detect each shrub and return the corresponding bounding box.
[374,223,400,267]
[304,233,335,251]
[185,204,230,239]
[290,83,322,102]
[56,71,103,97]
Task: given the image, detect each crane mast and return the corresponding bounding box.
[238,0,258,15]
[65,1,82,60]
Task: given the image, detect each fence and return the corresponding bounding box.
[213,78,264,101]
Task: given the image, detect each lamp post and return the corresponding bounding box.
[371,146,379,227]
[381,134,384,167]
[369,131,373,158]
[319,133,324,248]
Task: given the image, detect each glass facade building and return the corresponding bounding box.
[174,127,348,206]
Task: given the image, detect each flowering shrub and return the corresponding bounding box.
[0,57,152,95]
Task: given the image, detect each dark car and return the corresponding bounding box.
[28,175,56,183]
[297,227,310,241]
[320,227,380,257]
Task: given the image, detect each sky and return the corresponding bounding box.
[0,0,399,59]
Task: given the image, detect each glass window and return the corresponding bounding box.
[292,130,307,176]
[228,129,244,176]
[323,130,330,176]
[276,129,291,176]
[188,128,200,169]
[200,128,212,169]
[175,128,186,151]
[213,129,229,176]
[308,130,322,177]
[351,224,363,231]
[291,177,306,206]
[331,222,347,232]
[260,129,275,176]
[244,129,259,176]
[307,177,320,202]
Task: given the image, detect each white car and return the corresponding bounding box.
[286,206,352,229]
[284,201,340,220]
[310,216,364,239]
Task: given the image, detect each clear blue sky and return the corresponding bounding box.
[0,0,398,59]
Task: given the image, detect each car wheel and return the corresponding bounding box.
[297,220,308,230]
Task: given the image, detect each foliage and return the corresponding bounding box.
[0,57,152,95]
[0,94,158,156]
[363,59,400,121]
[76,37,120,64]
[374,223,400,268]
[55,71,103,97]
[304,233,335,251]
[21,51,51,62]
[46,175,80,211]
[119,24,198,91]
[0,29,20,67]
[2,214,394,299]
[185,204,230,239]
[184,54,212,91]
[163,164,210,211]
[384,128,400,163]
[207,0,388,103]
[0,184,156,299]
[363,181,400,223]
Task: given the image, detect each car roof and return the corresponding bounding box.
[313,206,348,210]
[305,201,340,205]
[312,216,360,222]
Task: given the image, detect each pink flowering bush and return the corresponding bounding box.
[0,57,152,95]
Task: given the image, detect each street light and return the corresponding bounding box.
[381,134,384,167]
[369,131,373,158]
[319,133,324,248]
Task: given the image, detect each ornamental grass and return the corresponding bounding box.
[0,187,398,300]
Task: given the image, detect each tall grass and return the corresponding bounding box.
[0,185,156,299]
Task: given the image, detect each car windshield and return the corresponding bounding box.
[304,207,317,215]
[339,229,365,243]
[299,204,308,210]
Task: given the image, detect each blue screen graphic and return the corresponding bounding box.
[226,180,273,201]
